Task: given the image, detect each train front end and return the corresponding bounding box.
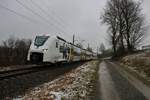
[27,35,50,63]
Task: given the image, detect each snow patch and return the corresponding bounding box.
[22,61,99,99]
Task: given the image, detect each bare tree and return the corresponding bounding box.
[101,0,119,56]
[87,46,93,52]
[120,0,147,51]
[0,36,31,66]
[99,43,106,54]
[101,0,147,56]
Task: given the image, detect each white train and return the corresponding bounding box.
[27,34,97,63]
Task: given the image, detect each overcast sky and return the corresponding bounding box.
[0,0,150,51]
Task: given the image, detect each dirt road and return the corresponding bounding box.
[97,60,150,100]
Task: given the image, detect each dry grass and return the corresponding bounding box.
[23,61,100,100]
[121,51,150,77]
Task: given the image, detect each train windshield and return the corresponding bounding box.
[34,36,49,47]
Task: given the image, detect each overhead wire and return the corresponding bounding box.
[0,3,39,24]
[15,0,66,33]
[42,0,87,45]
[45,0,72,28]
[0,0,76,41]
[30,0,66,29]
[0,3,60,36]
[36,0,74,37]
[48,7,74,34]
[30,0,71,37]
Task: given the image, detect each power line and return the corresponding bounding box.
[16,0,73,38]
[52,7,88,47]
[30,0,71,37]
[0,3,59,36]
[45,0,71,27]
[15,0,62,32]
[30,0,65,28]
[0,3,39,24]
[36,0,74,36]
[0,0,75,39]
[48,5,75,34]
[0,2,71,38]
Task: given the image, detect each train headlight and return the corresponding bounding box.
[42,49,48,52]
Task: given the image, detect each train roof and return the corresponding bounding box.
[35,34,51,37]
[56,36,66,42]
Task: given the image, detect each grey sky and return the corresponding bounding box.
[0,0,149,51]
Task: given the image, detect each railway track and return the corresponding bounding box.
[0,61,87,80]
[0,61,86,99]
[0,64,51,80]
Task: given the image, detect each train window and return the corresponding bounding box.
[56,42,58,48]
[60,46,64,53]
[34,36,49,47]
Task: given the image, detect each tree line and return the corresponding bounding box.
[101,0,148,57]
[0,36,31,66]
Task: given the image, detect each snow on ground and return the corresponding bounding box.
[0,66,12,72]
[0,64,37,72]
[121,51,150,80]
[22,61,99,100]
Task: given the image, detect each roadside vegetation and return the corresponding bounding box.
[100,0,150,83]
[0,36,31,66]
[22,60,100,100]
[121,51,150,78]
[101,0,148,57]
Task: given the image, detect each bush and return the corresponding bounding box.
[0,36,31,66]
[121,54,150,77]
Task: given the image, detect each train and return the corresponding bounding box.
[27,34,97,63]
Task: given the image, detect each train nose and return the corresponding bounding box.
[30,52,43,63]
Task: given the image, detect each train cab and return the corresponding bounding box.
[28,35,70,63]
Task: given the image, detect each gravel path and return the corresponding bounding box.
[98,61,148,100]
[0,62,84,99]
[99,62,120,100]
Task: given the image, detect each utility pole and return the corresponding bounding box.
[73,34,75,45]
[88,43,89,49]
[97,46,98,55]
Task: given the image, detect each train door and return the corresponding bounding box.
[58,41,68,61]
[55,39,59,54]
[59,41,64,59]
[53,39,61,62]
[62,43,67,59]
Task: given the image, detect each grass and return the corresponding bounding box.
[121,54,150,77]
[87,59,101,99]
[120,53,150,85]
